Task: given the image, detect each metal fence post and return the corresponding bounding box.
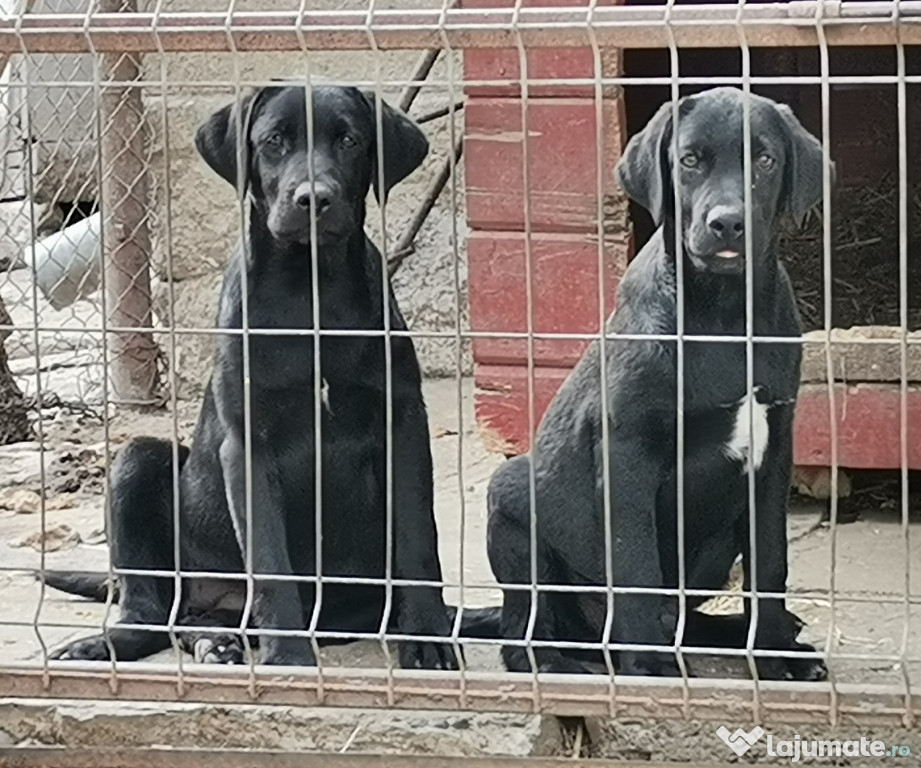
[100,0,160,406]
[0,42,31,444]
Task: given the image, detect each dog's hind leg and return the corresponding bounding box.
[50,438,189,662]
[682,610,823,680]
[679,544,822,680]
[487,456,590,675]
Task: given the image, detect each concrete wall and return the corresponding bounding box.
[141,0,471,397]
[16,0,472,398]
[3,0,99,204]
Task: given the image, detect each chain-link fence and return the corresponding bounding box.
[0,1,918,765]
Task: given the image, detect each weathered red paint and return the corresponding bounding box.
[468,230,628,368]
[465,97,626,233]
[474,364,567,455]
[464,0,631,460]
[463,47,610,98]
[794,383,921,468]
[461,0,621,99]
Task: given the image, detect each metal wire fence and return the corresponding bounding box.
[0,0,918,764]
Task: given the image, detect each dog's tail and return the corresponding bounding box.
[36,570,118,603]
[37,571,501,638]
[35,572,502,638]
[448,605,503,639]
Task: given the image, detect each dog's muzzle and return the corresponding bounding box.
[270,180,342,244]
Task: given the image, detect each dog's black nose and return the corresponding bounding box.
[293,182,333,217]
[706,205,744,240]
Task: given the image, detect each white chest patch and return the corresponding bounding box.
[723,389,769,473]
[321,378,332,414]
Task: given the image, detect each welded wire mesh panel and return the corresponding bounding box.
[0,0,918,764]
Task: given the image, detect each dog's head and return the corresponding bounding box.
[616,86,832,276]
[195,84,429,247]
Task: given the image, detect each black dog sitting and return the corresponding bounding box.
[486,87,830,681]
[43,85,497,669]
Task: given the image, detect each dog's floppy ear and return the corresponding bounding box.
[194,90,265,194]
[362,92,429,204]
[776,102,834,224]
[615,100,676,226]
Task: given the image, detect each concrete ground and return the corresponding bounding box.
[0,376,508,671]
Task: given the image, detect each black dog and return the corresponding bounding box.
[486,87,830,681]
[43,85,498,668]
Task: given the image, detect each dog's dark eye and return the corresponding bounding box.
[264,133,284,150]
[756,153,775,170]
[341,135,357,149]
[679,153,699,169]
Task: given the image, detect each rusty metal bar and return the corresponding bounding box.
[0,3,919,54]
[398,48,440,113]
[0,665,917,726]
[0,749,743,768]
[388,136,463,277]
[99,0,160,405]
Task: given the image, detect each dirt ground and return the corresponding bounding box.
[1,268,920,760]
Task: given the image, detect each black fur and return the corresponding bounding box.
[43,85,499,667]
[485,87,830,681]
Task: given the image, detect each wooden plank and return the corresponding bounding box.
[463,45,622,99]
[464,96,627,233]
[801,326,921,384]
[474,363,571,455]
[794,383,921,468]
[460,0,623,99]
[468,230,628,368]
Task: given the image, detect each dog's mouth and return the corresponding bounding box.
[272,224,341,247]
[706,250,747,274]
[268,206,349,248]
[685,244,748,275]
[687,246,745,263]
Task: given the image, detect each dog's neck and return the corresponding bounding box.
[683,259,780,331]
[245,203,368,274]
[659,224,781,330]
[241,203,384,321]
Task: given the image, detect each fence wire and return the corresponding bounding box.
[0,0,918,763]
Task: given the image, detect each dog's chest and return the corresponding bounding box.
[680,385,782,476]
[679,339,796,474]
[721,389,770,473]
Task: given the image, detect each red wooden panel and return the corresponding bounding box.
[463,46,622,100]
[475,366,921,470]
[794,383,921,469]
[468,230,628,368]
[465,96,626,232]
[461,0,623,98]
[474,364,570,455]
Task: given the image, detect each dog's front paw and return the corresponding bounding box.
[619,650,681,677]
[49,635,111,661]
[397,595,460,670]
[398,638,459,670]
[192,634,246,664]
[757,642,827,681]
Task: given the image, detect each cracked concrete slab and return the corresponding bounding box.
[0,699,563,757]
